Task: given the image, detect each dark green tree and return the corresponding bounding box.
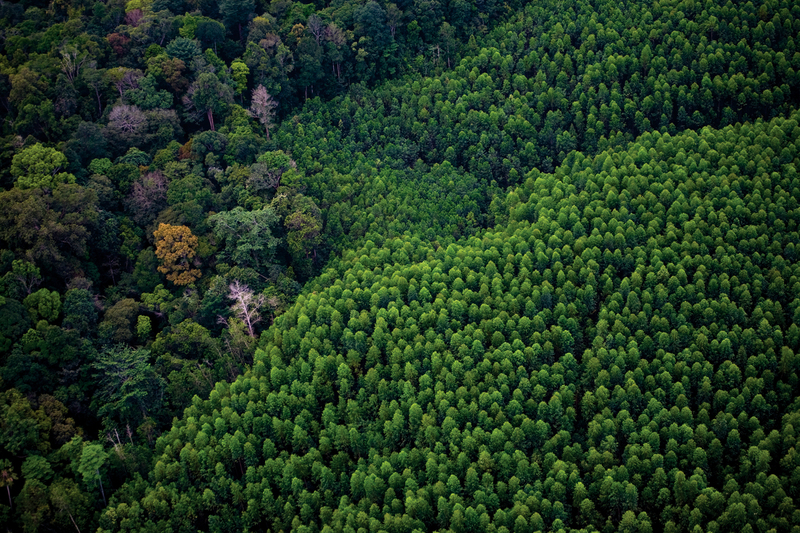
[92,345,165,428]
[183,72,234,131]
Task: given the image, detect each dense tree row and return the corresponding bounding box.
[100,112,800,532]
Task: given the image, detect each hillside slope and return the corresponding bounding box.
[100,112,800,532]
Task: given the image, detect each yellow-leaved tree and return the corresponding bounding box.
[153,223,201,285]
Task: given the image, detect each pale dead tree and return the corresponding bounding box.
[124,8,143,27]
[60,48,88,84]
[430,44,441,67]
[248,85,278,140]
[126,171,167,225]
[307,14,325,46]
[224,280,266,338]
[105,429,126,461]
[105,104,147,149]
[108,104,146,134]
[259,33,281,50]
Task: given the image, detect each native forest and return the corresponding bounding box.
[0,0,799,531]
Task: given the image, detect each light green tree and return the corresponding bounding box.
[23,288,61,323]
[231,59,249,99]
[136,315,152,342]
[21,456,53,481]
[78,443,108,505]
[11,144,76,190]
[1,259,41,298]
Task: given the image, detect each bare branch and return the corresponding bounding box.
[248,85,278,140]
[227,280,266,337]
[108,104,146,134]
[307,14,325,46]
[60,48,87,84]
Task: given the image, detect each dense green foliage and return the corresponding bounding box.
[284,0,800,180]
[0,0,799,529]
[100,113,800,532]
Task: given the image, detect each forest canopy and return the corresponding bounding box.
[0,0,799,530]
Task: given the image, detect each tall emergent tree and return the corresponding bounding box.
[225,280,266,337]
[0,460,17,508]
[219,0,254,41]
[248,85,278,140]
[78,444,108,505]
[183,72,233,131]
